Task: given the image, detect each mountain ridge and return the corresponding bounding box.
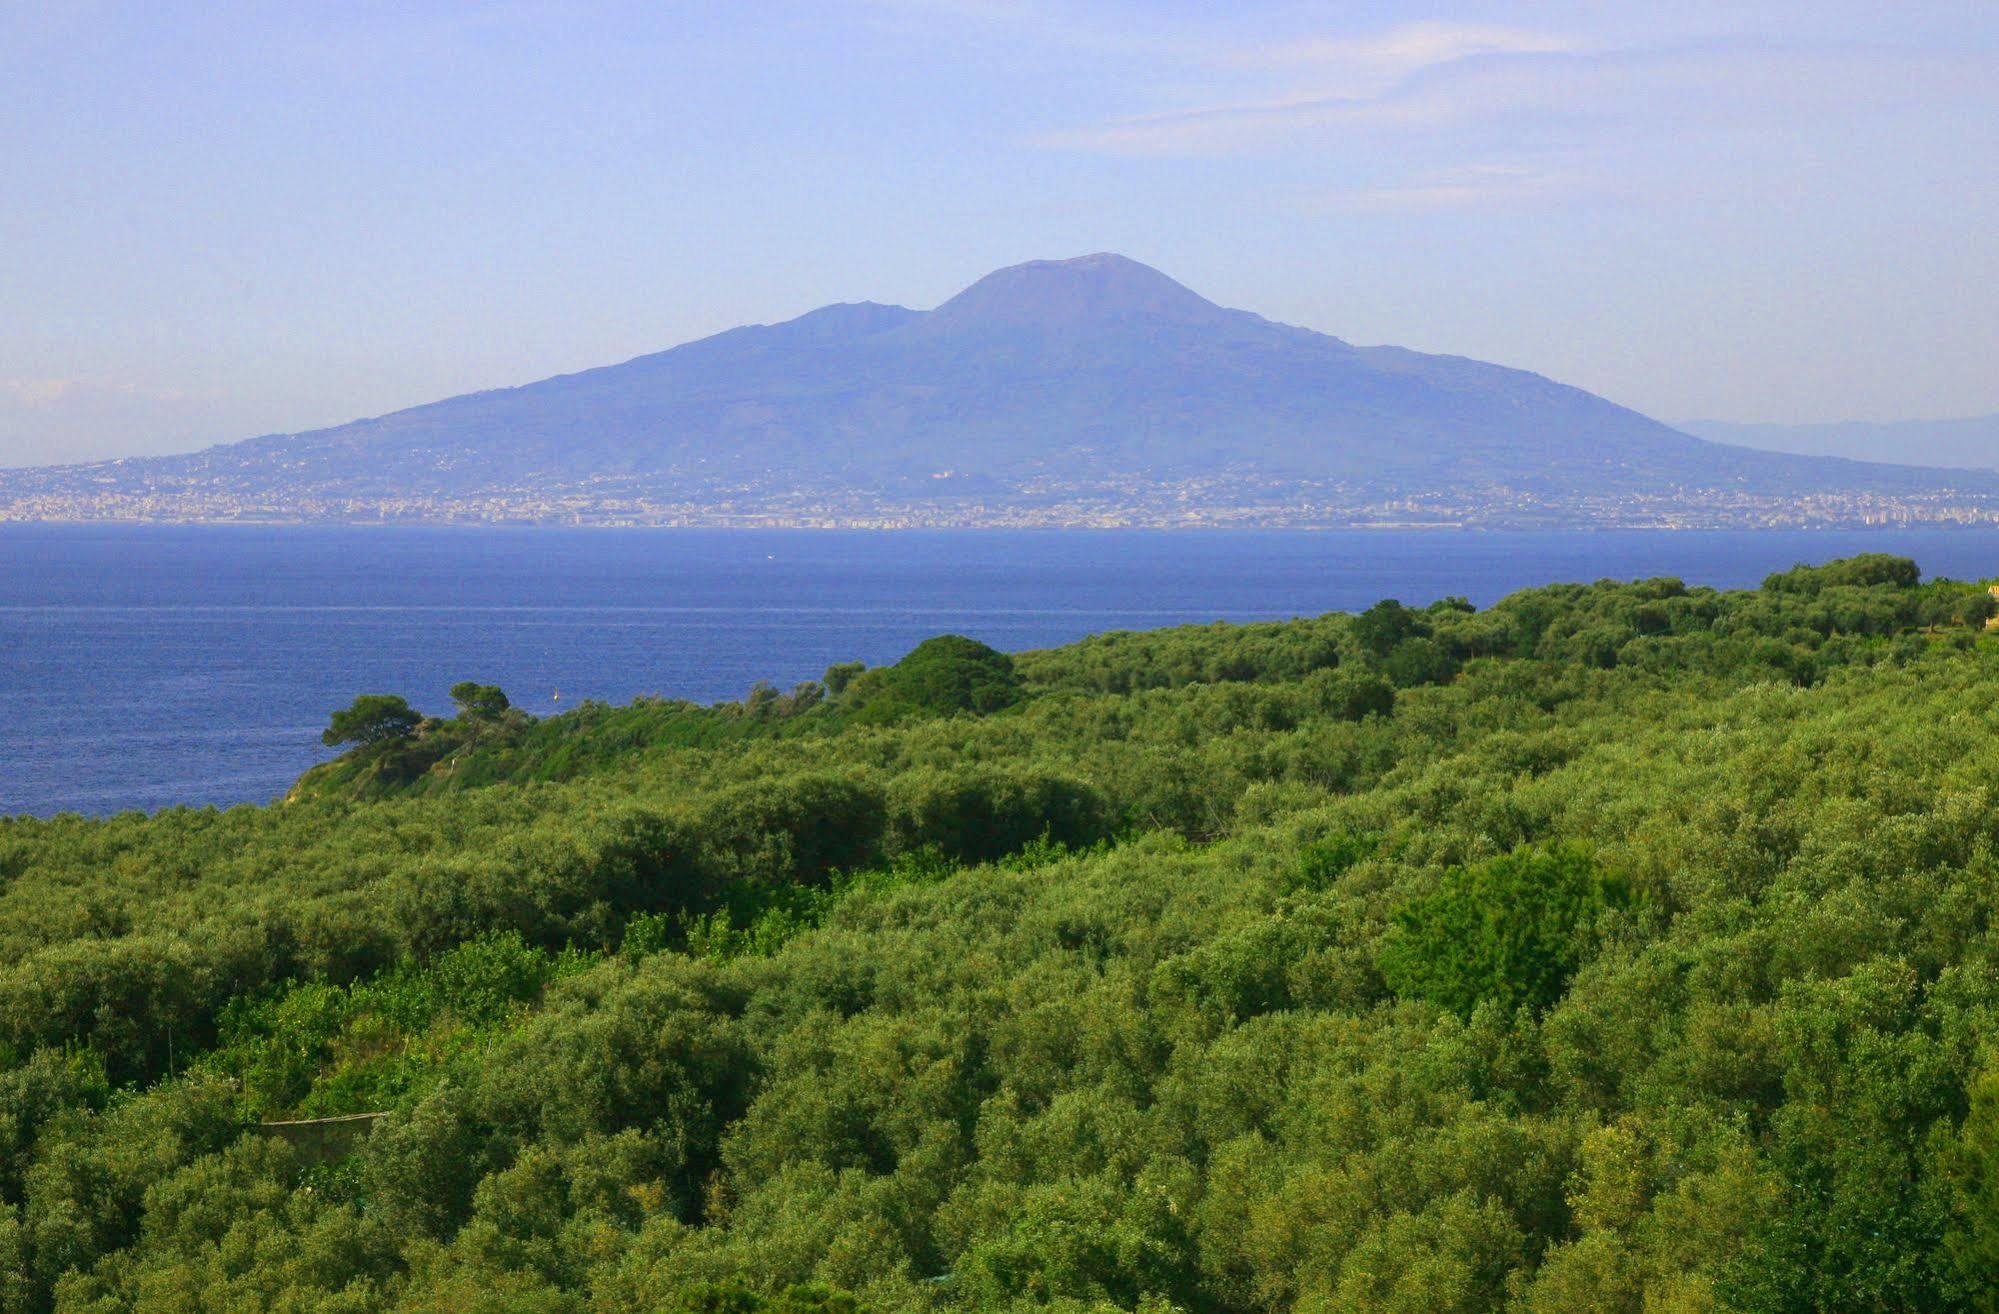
[1679,414,1999,472]
[6,254,1998,528]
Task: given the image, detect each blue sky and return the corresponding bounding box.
[3,1,1996,464]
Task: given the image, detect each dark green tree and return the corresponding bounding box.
[1383,636,1460,687]
[450,681,511,720]
[321,694,422,748]
[1353,599,1427,658]
[885,767,1106,864]
[876,635,1022,715]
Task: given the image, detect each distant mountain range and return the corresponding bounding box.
[6,253,1998,528]
[1678,415,1999,473]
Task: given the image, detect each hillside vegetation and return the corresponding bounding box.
[6,555,1999,1312]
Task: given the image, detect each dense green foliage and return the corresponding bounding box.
[5,556,1999,1312]
[1376,843,1631,1019]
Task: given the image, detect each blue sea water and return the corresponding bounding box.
[6,524,1999,818]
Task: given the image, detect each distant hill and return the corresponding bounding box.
[1679,415,1999,472]
[6,253,1999,528]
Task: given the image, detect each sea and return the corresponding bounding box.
[6,524,1999,819]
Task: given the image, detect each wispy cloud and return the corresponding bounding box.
[0,378,239,466]
[1042,30,1993,155]
[1032,21,1597,157]
[1318,162,1588,214]
[1026,20,1998,226]
[852,0,1199,58]
[0,378,79,408]
[1229,21,1585,93]
[0,378,214,409]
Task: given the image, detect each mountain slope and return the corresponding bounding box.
[1680,415,1999,471]
[6,254,1997,527]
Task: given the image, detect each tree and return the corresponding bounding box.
[744,681,780,719]
[885,767,1106,864]
[1763,554,1920,594]
[450,682,511,720]
[873,636,1022,716]
[1946,1057,1999,1310]
[1378,843,1630,1018]
[321,694,422,748]
[1353,599,1426,658]
[822,662,866,698]
[1383,636,1460,687]
[361,1085,491,1239]
[1306,668,1395,721]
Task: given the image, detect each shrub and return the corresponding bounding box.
[1377,842,1630,1018]
[1288,830,1381,893]
[695,774,887,887]
[885,768,1107,864]
[1762,554,1920,594]
[1307,668,1396,721]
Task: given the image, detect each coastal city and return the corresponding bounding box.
[6,471,1999,530]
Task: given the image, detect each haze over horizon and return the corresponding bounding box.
[4,2,1998,466]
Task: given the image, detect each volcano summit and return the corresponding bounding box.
[6,254,1996,528]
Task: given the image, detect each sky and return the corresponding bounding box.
[3,1,1997,466]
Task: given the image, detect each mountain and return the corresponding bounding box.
[1679,415,1999,472]
[6,253,1999,528]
